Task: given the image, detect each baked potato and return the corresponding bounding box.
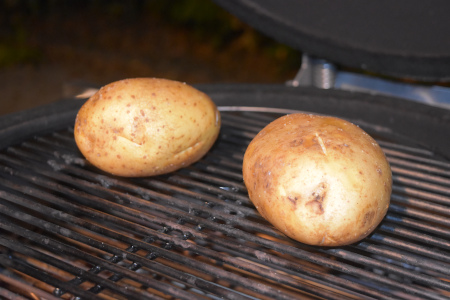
[243,113,392,246]
[74,78,220,177]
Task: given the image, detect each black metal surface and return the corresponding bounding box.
[213,0,450,81]
[2,84,450,159]
[0,91,450,299]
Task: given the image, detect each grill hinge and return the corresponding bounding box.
[287,53,450,110]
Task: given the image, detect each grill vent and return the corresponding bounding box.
[0,110,449,300]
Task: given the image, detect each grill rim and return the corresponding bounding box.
[1,84,449,160]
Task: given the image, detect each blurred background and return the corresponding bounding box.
[0,0,301,116]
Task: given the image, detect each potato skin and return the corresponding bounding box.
[74,78,220,177]
[243,113,392,246]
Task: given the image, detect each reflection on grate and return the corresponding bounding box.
[0,110,449,300]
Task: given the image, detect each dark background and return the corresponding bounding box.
[0,0,301,116]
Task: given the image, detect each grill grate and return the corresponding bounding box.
[0,109,449,300]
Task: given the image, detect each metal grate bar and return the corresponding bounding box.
[392,167,450,189]
[0,234,165,300]
[1,110,450,300]
[0,196,199,299]
[0,159,368,299]
[0,183,260,298]
[388,156,450,178]
[0,163,338,299]
[384,213,450,241]
[387,203,450,230]
[383,147,450,169]
[0,165,338,298]
[0,273,61,300]
[0,183,257,299]
[390,195,450,221]
[379,222,450,250]
[0,154,443,300]
[322,247,450,289]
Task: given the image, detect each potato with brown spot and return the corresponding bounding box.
[242,113,392,246]
[74,78,221,177]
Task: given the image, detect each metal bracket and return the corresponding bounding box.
[287,54,336,89]
[287,54,450,110]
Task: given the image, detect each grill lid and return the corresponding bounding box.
[213,0,450,81]
[0,85,450,299]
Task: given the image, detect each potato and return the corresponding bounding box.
[243,113,392,246]
[74,78,220,177]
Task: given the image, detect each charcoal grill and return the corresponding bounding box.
[2,1,450,299]
[0,85,449,299]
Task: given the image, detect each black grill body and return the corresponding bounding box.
[0,85,449,299]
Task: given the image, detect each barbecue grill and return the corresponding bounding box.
[1,1,450,299]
